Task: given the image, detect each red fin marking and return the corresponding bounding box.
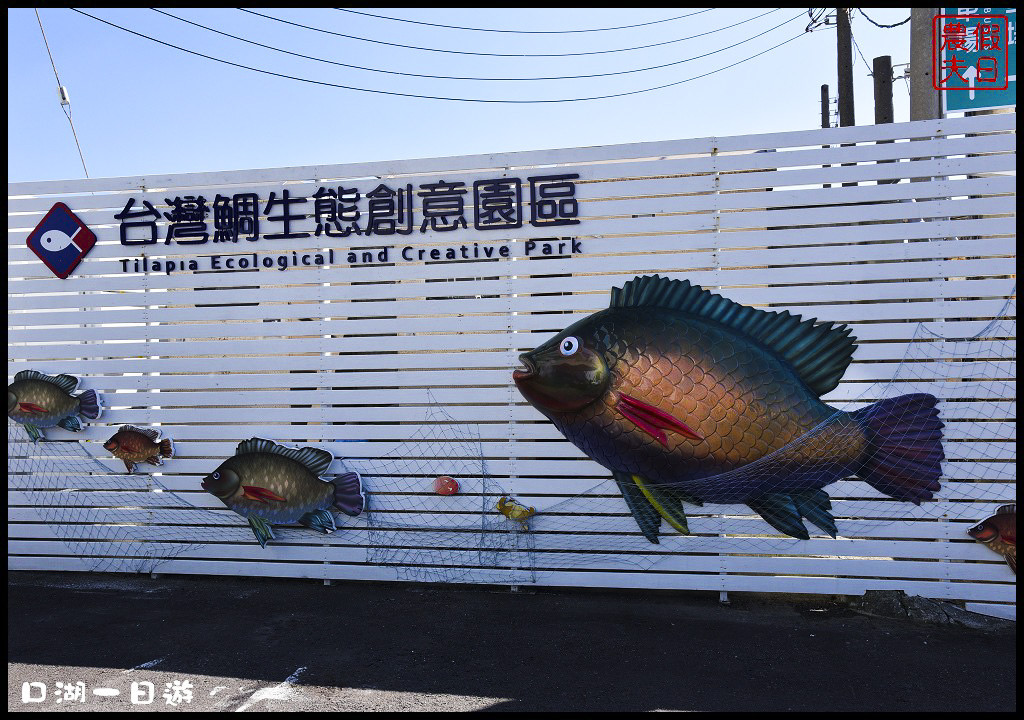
[618,404,668,446]
[618,394,703,442]
[19,402,47,415]
[243,486,287,503]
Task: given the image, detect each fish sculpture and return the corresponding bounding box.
[496,495,536,532]
[968,504,1016,574]
[201,438,365,548]
[7,370,102,442]
[104,425,175,473]
[513,275,945,543]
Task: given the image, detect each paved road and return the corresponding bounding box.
[8,572,1016,712]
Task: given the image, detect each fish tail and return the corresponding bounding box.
[76,389,102,420]
[853,393,944,503]
[159,437,174,459]
[331,471,365,517]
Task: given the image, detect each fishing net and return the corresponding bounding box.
[7,292,1015,583]
[7,426,220,574]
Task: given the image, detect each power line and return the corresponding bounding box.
[69,8,808,104]
[151,8,805,83]
[857,9,911,29]
[35,8,89,177]
[332,8,713,33]
[238,7,782,58]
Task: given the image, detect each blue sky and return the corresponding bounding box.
[8,8,918,182]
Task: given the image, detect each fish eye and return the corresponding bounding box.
[559,336,581,356]
[212,472,220,481]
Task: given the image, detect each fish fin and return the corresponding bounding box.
[57,415,83,432]
[331,471,365,517]
[1006,555,1016,575]
[121,424,160,441]
[790,489,838,538]
[123,459,135,474]
[247,516,276,548]
[146,455,163,466]
[631,475,691,535]
[14,370,80,394]
[243,485,287,503]
[76,389,102,420]
[747,493,811,540]
[24,424,43,443]
[613,472,662,544]
[853,393,944,503]
[618,394,703,445]
[997,504,1015,515]
[609,275,857,396]
[299,509,337,534]
[159,438,174,459]
[236,437,333,477]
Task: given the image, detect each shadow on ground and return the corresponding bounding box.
[7,572,1017,712]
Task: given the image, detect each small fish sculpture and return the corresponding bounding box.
[496,495,536,532]
[513,275,945,543]
[7,370,102,442]
[201,437,365,548]
[104,425,174,473]
[968,504,1016,574]
[434,475,460,495]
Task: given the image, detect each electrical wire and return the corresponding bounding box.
[333,7,713,33]
[70,8,808,104]
[850,27,874,76]
[35,8,89,177]
[238,7,782,58]
[151,8,805,82]
[857,9,910,29]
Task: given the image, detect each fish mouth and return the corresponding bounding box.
[513,354,536,383]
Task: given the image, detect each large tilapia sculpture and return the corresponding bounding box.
[7,370,102,442]
[513,275,945,543]
[201,438,365,548]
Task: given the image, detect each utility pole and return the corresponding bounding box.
[873,56,898,184]
[836,8,855,126]
[910,8,942,121]
[873,56,894,125]
[821,84,831,129]
[821,84,832,189]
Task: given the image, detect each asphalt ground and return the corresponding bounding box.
[7,571,1017,712]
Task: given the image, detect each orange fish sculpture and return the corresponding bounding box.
[104,425,174,473]
[968,504,1016,574]
[513,275,946,543]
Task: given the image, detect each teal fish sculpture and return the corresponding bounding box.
[201,438,365,548]
[7,370,102,442]
[513,275,945,542]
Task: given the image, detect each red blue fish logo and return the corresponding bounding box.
[26,202,97,279]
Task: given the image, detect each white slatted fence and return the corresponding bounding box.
[8,113,1016,619]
